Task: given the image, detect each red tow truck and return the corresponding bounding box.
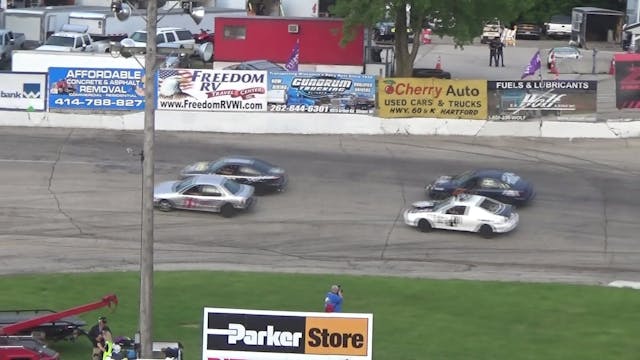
[0,294,118,360]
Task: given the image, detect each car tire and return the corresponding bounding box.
[158,200,173,212]
[479,224,495,239]
[220,203,236,218]
[417,219,433,233]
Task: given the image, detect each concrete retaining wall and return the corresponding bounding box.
[1,110,639,138]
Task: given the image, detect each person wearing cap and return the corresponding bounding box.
[323,284,343,312]
[88,316,111,360]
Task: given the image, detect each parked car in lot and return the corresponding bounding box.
[124,27,195,48]
[481,19,503,44]
[153,174,256,217]
[403,194,520,238]
[36,24,111,52]
[373,21,413,42]
[0,29,25,64]
[425,169,535,205]
[515,22,542,40]
[224,60,285,71]
[180,156,287,194]
[412,67,452,79]
[547,46,582,68]
[545,15,572,39]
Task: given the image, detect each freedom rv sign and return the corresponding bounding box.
[202,308,373,360]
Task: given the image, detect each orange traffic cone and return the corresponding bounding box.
[609,58,615,75]
[435,56,442,70]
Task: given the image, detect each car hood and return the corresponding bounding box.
[410,200,439,211]
[154,180,179,196]
[36,45,73,52]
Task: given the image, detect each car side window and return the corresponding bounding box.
[183,185,202,196]
[445,206,467,215]
[217,165,237,175]
[83,35,91,46]
[238,166,260,176]
[165,32,176,42]
[74,37,82,48]
[156,34,165,44]
[462,177,478,188]
[480,178,509,189]
[201,185,222,197]
[176,30,192,41]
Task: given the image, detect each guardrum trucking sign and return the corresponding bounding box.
[202,308,373,360]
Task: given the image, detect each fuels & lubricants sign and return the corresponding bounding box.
[202,307,373,360]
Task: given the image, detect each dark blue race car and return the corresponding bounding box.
[426,169,535,205]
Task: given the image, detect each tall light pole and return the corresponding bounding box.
[111,1,204,357]
[139,0,157,357]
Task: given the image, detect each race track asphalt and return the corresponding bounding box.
[1,127,639,285]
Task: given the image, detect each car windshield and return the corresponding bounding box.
[45,35,75,47]
[130,32,147,42]
[175,177,195,192]
[222,179,242,194]
[433,197,454,212]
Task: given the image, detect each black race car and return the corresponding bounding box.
[180,156,287,194]
[425,169,535,205]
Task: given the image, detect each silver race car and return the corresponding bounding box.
[153,174,255,217]
[403,194,519,238]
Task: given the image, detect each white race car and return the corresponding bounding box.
[403,194,519,238]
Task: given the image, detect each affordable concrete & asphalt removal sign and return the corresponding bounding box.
[202,307,373,360]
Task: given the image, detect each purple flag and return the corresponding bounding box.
[285,40,300,71]
[521,50,541,79]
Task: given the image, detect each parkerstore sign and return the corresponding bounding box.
[203,307,373,360]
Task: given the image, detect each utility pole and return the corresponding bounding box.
[139,0,157,357]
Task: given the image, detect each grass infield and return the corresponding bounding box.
[0,271,638,360]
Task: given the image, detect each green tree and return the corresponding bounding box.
[331,0,535,76]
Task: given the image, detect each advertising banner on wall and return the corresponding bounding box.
[487,80,597,121]
[614,53,640,109]
[377,78,487,119]
[203,307,373,360]
[156,69,267,112]
[0,72,46,111]
[267,72,376,114]
[48,67,145,111]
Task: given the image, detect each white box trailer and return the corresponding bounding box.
[69,6,247,39]
[11,49,145,72]
[216,0,331,17]
[2,5,108,47]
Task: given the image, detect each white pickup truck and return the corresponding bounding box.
[545,15,572,39]
[0,29,26,64]
[36,24,111,53]
[480,19,503,44]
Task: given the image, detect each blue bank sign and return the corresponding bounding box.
[48,67,145,110]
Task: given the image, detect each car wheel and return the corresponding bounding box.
[417,219,433,233]
[479,224,495,239]
[158,200,173,212]
[220,203,236,218]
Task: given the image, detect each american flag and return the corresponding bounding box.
[158,69,194,91]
